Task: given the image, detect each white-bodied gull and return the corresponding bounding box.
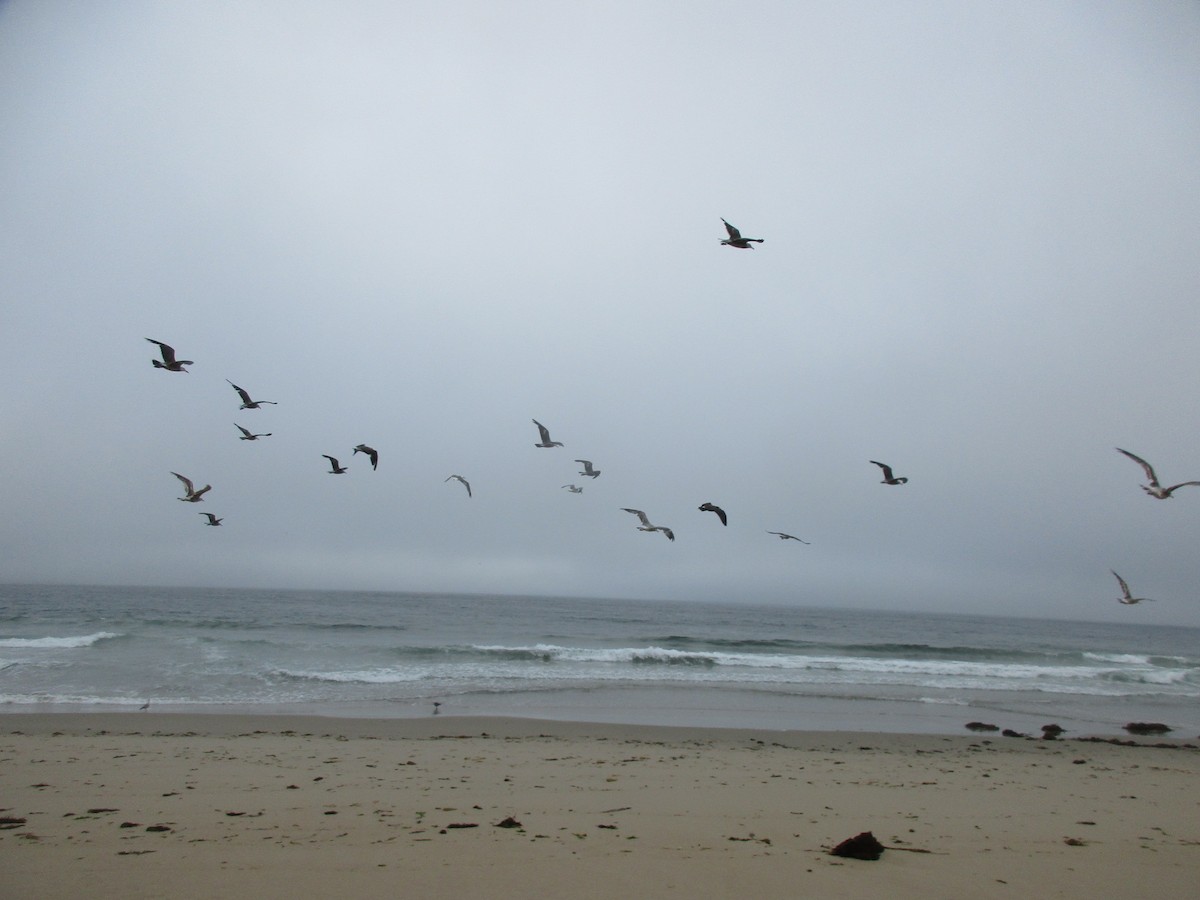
[172,471,211,502]
[767,531,810,544]
[1111,570,1154,605]
[1115,448,1200,499]
[621,507,675,541]
[235,424,271,441]
[227,380,277,409]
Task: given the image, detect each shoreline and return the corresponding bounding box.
[3,687,1196,739]
[4,714,1199,899]
[2,710,1197,745]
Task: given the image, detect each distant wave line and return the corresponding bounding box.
[0,632,122,649]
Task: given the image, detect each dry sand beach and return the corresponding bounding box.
[3,715,1198,899]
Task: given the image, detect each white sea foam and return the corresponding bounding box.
[0,632,121,649]
[473,644,1078,680]
[276,668,423,684]
[917,696,970,705]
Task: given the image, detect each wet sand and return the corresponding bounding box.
[3,714,1198,899]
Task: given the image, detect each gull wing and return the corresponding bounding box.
[227,380,253,405]
[1110,570,1132,599]
[171,472,195,494]
[621,508,652,528]
[1162,481,1200,495]
[146,338,175,364]
[721,218,742,240]
[768,531,810,543]
[1116,448,1158,485]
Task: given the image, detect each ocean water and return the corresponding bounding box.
[2,583,1198,736]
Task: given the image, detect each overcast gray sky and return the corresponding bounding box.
[2,1,1198,624]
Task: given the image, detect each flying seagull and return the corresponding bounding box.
[767,531,810,544]
[720,218,763,249]
[322,454,348,474]
[200,512,223,526]
[445,474,472,497]
[532,419,563,448]
[562,484,583,493]
[1111,570,1154,605]
[870,460,908,485]
[353,444,378,470]
[171,472,211,502]
[698,502,727,526]
[1115,448,1200,499]
[235,424,271,441]
[575,459,601,478]
[621,508,675,541]
[227,380,277,409]
[146,338,193,372]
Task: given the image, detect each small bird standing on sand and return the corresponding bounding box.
[354,444,378,470]
[235,424,271,441]
[698,502,727,525]
[1115,448,1200,499]
[575,459,601,478]
[767,531,810,544]
[621,508,675,541]
[227,380,277,409]
[172,472,211,502]
[720,218,764,249]
[199,512,223,526]
[532,419,563,448]
[445,474,472,497]
[562,484,583,493]
[146,338,193,372]
[1111,570,1154,605]
[870,460,908,485]
[322,455,348,474]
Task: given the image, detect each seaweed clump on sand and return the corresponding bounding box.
[830,831,885,860]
